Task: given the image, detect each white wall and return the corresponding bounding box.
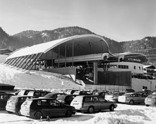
[108,62,144,74]
[85,79,156,92]
[85,84,131,92]
[131,78,156,91]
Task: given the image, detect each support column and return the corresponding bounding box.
[93,61,98,85]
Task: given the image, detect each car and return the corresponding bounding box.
[26,90,50,98]
[65,89,79,94]
[57,94,77,105]
[16,89,35,96]
[0,83,15,91]
[73,90,92,95]
[17,89,50,97]
[70,95,117,113]
[98,91,109,99]
[118,91,151,105]
[125,89,135,93]
[0,91,14,110]
[105,91,125,102]
[43,92,66,99]
[5,95,33,114]
[145,92,156,106]
[20,98,76,119]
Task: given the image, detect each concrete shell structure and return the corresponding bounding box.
[1,34,156,92]
[2,34,110,90]
[5,34,109,70]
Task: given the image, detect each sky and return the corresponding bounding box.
[0,0,156,41]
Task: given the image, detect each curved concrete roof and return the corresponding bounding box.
[114,52,148,63]
[7,34,109,59]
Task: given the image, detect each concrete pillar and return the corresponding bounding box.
[93,61,98,85]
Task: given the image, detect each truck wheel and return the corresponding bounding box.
[34,111,43,119]
[88,106,94,113]
[129,100,134,105]
[110,105,115,111]
[66,110,72,117]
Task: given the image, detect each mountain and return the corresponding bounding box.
[121,37,156,65]
[103,37,123,53]
[0,26,122,52]
[0,26,95,51]
[13,26,123,54]
[0,26,156,64]
[14,26,94,45]
[0,27,10,49]
[121,37,156,53]
[0,27,9,39]
[0,27,33,51]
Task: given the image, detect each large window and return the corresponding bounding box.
[108,65,117,69]
[134,66,136,70]
[118,65,129,69]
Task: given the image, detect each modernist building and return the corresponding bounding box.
[106,52,148,74]
[4,34,110,87]
[4,34,156,91]
[106,52,156,91]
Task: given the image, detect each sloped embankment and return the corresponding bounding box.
[0,64,83,90]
